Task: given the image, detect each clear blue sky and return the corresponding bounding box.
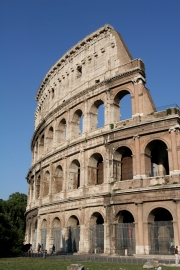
[0,0,179,200]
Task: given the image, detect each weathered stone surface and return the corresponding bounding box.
[149,260,159,267]
[67,264,84,270]
[25,24,180,257]
[143,261,154,269]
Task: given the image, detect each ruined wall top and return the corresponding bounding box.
[34,24,138,128]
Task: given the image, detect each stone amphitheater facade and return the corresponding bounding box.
[25,24,180,255]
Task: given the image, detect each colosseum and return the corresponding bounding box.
[25,24,180,255]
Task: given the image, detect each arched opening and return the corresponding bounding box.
[89,100,104,131]
[43,171,50,197]
[41,219,47,250]
[88,153,104,185]
[35,140,38,161]
[67,215,80,253]
[52,217,61,253]
[57,118,66,142]
[145,140,169,177]
[51,88,55,99]
[115,210,135,255]
[68,160,80,190]
[35,175,40,199]
[27,221,31,243]
[148,207,174,254]
[113,147,133,181]
[90,212,104,253]
[39,134,44,156]
[47,127,54,151]
[33,220,37,250]
[52,165,63,194]
[71,109,83,138]
[31,179,34,201]
[114,90,132,122]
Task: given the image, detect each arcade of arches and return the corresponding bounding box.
[27,206,178,255]
[26,25,180,255]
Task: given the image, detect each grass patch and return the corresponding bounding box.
[0,257,179,270]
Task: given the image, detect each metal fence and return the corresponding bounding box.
[41,228,47,249]
[90,224,104,253]
[115,223,135,255]
[149,221,174,254]
[53,227,62,252]
[67,226,80,252]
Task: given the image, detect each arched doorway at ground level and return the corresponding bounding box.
[115,210,135,255]
[67,215,80,253]
[148,208,174,254]
[90,212,104,253]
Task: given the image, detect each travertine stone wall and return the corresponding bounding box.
[25,24,180,255]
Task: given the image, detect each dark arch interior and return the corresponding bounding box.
[68,215,79,226]
[117,210,134,223]
[91,212,104,224]
[146,140,169,176]
[149,208,173,222]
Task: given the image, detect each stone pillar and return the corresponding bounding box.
[30,219,34,245]
[136,202,144,254]
[36,216,41,248]
[83,99,88,134]
[143,222,150,254]
[133,135,141,179]
[131,95,135,117]
[39,169,43,204]
[111,223,116,254]
[104,90,111,125]
[174,200,180,246]
[169,127,180,174]
[104,223,111,254]
[48,164,53,201]
[133,84,140,116]
[78,224,85,253]
[79,150,85,187]
[63,158,68,197]
[28,182,31,205]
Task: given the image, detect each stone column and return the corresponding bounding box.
[48,164,53,202]
[143,222,150,254]
[78,208,86,253]
[63,158,68,197]
[133,135,141,179]
[36,216,41,248]
[39,168,43,204]
[104,89,111,125]
[136,202,144,254]
[83,99,88,134]
[174,200,180,246]
[169,127,180,173]
[30,218,34,245]
[104,205,111,254]
[80,150,85,187]
[111,223,116,254]
[28,182,31,206]
[133,84,140,116]
[104,222,111,254]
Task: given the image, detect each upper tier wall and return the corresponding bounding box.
[34,24,133,129]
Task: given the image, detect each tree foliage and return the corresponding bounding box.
[0,192,27,257]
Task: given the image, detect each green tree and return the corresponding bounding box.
[0,193,27,257]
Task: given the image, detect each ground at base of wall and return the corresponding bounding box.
[1,257,180,270]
